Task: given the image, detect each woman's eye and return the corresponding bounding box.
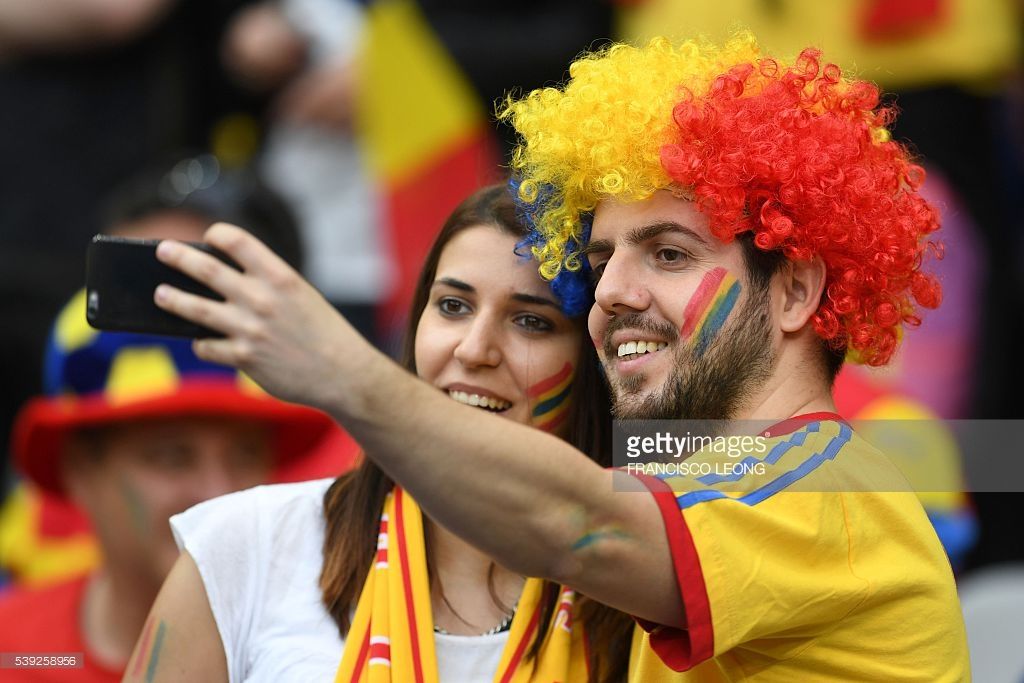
[514,314,553,332]
[438,297,468,315]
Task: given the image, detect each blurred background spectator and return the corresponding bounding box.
[0,153,359,590]
[221,0,390,346]
[0,292,336,679]
[0,0,271,504]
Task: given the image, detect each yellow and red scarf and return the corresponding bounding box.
[334,488,589,683]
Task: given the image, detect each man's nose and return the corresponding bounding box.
[593,253,651,315]
[190,449,267,503]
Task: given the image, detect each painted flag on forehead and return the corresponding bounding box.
[354,0,501,328]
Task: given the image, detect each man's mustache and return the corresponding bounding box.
[603,313,679,359]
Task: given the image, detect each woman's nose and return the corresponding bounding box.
[452,316,502,368]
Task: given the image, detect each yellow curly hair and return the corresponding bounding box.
[499,32,943,366]
[498,33,762,280]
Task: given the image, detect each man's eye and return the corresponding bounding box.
[514,314,553,332]
[656,248,688,264]
[146,445,193,469]
[439,297,468,315]
[589,262,606,283]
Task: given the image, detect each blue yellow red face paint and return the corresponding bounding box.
[529,362,575,432]
[680,267,741,356]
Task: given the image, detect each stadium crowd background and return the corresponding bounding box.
[0,0,1021,679]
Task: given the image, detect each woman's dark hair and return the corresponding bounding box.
[319,183,632,682]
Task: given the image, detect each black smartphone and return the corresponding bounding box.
[85,235,241,338]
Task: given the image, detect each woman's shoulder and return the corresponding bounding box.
[171,478,335,554]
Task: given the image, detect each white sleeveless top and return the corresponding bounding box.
[170,479,508,683]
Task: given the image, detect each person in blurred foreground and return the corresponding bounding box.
[0,292,333,682]
[143,33,969,681]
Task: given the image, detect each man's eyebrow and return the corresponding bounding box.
[581,221,709,257]
[435,277,561,310]
[626,221,709,248]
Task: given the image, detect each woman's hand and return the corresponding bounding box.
[154,223,358,411]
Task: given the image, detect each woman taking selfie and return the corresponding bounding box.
[126,184,631,683]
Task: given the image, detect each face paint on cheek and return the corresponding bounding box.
[679,267,741,356]
[118,477,150,537]
[528,362,575,433]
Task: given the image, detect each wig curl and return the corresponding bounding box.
[500,33,942,366]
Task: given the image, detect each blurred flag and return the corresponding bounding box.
[355,0,501,329]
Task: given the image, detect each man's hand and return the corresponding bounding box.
[154,223,355,412]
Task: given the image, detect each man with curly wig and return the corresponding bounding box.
[146,33,970,682]
[494,33,968,679]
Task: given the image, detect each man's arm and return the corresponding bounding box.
[0,0,174,58]
[153,225,687,628]
[348,360,685,628]
[123,553,229,683]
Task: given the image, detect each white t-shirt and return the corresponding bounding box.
[171,479,508,683]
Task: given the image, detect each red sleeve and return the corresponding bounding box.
[630,473,715,671]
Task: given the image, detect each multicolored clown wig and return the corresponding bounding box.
[499,33,942,366]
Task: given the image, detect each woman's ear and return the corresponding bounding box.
[777,256,827,333]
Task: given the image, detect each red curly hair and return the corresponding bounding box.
[660,48,942,366]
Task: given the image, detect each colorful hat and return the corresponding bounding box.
[12,289,336,496]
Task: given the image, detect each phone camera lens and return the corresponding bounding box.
[87,291,100,321]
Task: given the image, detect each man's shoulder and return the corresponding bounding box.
[654,418,869,507]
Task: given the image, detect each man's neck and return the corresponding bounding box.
[737,344,837,422]
[80,566,160,669]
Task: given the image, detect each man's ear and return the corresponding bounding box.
[777,256,827,333]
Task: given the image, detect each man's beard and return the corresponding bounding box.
[603,282,775,421]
